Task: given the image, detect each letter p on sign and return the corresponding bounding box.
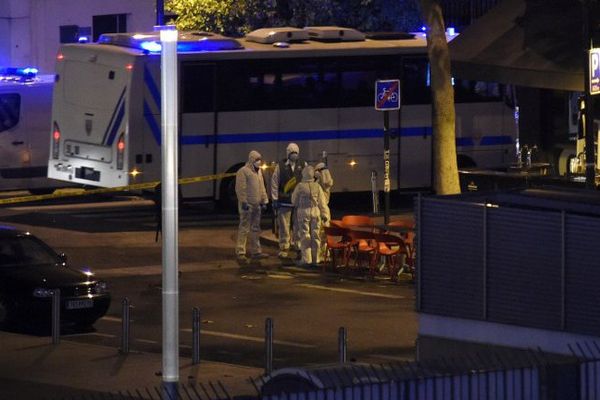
[589,48,600,95]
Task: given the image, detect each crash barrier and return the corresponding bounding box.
[0,172,236,206]
[51,289,60,345]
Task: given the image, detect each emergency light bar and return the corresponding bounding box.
[98,31,243,53]
[0,67,39,81]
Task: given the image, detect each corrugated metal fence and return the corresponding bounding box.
[417,194,600,337]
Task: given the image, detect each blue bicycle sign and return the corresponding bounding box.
[375,79,401,111]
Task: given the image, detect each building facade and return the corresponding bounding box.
[0,0,155,73]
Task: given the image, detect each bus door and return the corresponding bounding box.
[180,62,217,198]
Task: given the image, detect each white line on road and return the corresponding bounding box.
[180,328,315,349]
[136,338,158,344]
[296,283,405,299]
[100,316,122,322]
[65,332,117,338]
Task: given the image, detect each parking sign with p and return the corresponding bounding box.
[590,48,600,95]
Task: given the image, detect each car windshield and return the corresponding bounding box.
[0,235,59,267]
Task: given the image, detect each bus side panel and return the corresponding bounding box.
[455,102,515,168]
[216,109,281,167]
[127,57,150,186]
[180,113,215,198]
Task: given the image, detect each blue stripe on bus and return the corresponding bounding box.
[144,101,162,145]
[480,135,513,146]
[180,127,432,145]
[144,65,161,111]
[106,100,126,146]
[456,137,475,147]
[102,88,126,145]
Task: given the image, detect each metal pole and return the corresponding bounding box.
[338,327,347,363]
[265,317,273,375]
[120,297,130,354]
[383,111,391,224]
[51,289,60,345]
[160,25,180,387]
[156,0,164,26]
[584,0,596,189]
[192,308,200,365]
[371,171,379,214]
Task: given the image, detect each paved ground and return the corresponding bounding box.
[0,195,417,399]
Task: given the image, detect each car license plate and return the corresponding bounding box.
[66,299,93,310]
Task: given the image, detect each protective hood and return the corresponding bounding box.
[247,150,262,164]
[286,143,300,157]
[315,162,326,171]
[302,165,315,182]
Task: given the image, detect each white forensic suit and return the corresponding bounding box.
[235,150,268,258]
[270,142,306,258]
[291,166,328,266]
[314,162,334,260]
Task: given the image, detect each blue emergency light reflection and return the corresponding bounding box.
[140,41,163,52]
[0,67,38,78]
[138,39,240,53]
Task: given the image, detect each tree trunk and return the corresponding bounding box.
[419,0,461,195]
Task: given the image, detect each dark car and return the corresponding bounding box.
[0,226,110,328]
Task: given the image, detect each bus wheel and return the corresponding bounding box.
[219,164,243,211]
[457,155,477,169]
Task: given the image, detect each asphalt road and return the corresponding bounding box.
[0,193,417,370]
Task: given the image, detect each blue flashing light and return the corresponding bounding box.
[0,66,39,81]
[140,40,163,52]
[447,27,456,36]
[78,36,90,43]
[421,26,427,32]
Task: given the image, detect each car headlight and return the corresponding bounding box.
[32,288,53,298]
[94,281,108,294]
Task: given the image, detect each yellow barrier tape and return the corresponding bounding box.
[0,172,236,206]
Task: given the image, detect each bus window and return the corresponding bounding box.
[0,93,20,133]
[454,80,502,103]
[181,63,215,113]
[402,57,430,105]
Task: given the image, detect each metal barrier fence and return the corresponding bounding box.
[49,382,232,400]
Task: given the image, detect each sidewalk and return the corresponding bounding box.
[0,331,262,399]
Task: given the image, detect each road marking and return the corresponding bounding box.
[136,338,158,344]
[180,328,315,349]
[267,273,295,280]
[65,332,117,338]
[101,316,122,322]
[97,262,237,277]
[296,283,405,299]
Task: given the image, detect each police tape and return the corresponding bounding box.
[0,172,237,206]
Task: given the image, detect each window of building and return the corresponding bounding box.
[93,14,127,42]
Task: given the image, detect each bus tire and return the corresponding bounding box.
[457,155,477,169]
[219,164,244,211]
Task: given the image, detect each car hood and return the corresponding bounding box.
[0,264,92,289]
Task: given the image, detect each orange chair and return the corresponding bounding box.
[347,230,378,274]
[374,233,410,281]
[387,219,416,268]
[323,226,352,272]
[341,215,375,231]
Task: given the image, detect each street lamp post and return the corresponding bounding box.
[159,25,179,392]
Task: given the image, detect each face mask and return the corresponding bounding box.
[288,153,299,162]
[253,160,262,169]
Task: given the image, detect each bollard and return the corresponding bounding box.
[192,307,200,365]
[51,289,61,345]
[338,327,347,363]
[371,171,379,215]
[265,317,273,375]
[120,297,130,354]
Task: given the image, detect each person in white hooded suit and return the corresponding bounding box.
[291,165,328,266]
[235,150,269,262]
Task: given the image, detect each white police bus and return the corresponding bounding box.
[47,27,516,205]
[0,67,65,194]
